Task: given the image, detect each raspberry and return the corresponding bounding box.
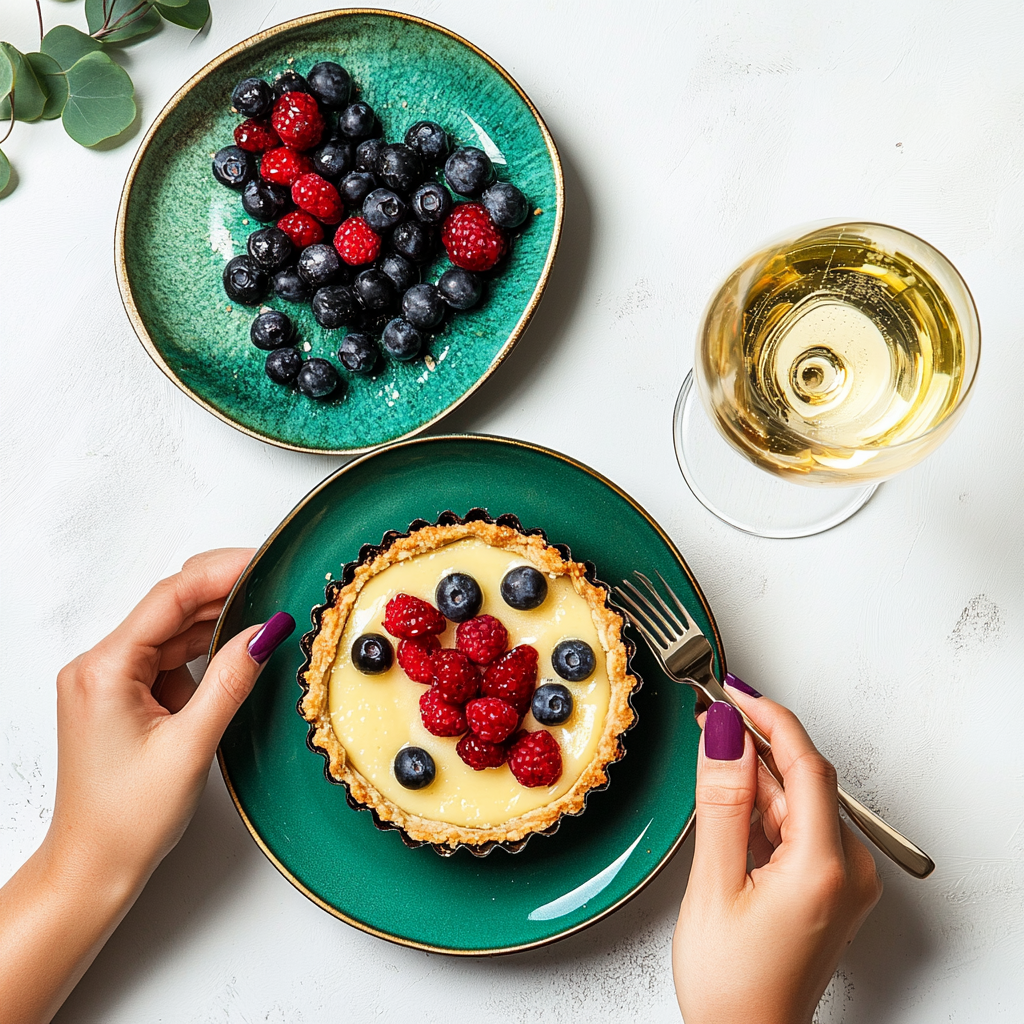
[383,594,447,640]
[456,732,509,770]
[465,697,520,744]
[397,635,440,683]
[333,217,381,265]
[441,202,507,271]
[456,614,508,665]
[291,172,344,224]
[276,211,324,248]
[509,729,563,787]
[481,645,538,713]
[419,689,468,737]
[270,92,324,151]
[260,147,312,186]
[233,118,280,152]
[430,649,480,704]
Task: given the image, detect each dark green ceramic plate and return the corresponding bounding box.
[213,435,724,954]
[116,11,562,454]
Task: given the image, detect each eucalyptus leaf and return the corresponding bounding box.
[155,0,192,7]
[26,52,69,119]
[156,0,210,31]
[62,51,136,146]
[0,149,10,193]
[41,25,102,71]
[0,47,13,99]
[85,0,161,44]
[0,43,47,122]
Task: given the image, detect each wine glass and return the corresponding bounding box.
[673,222,981,538]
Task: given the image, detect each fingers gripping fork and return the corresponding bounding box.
[612,571,935,879]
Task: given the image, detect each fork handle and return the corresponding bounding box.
[699,675,935,879]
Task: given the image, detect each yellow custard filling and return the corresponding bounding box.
[327,538,612,828]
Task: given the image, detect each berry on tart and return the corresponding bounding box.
[456,614,508,665]
[397,635,441,683]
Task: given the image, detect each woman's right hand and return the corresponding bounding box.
[673,682,883,1024]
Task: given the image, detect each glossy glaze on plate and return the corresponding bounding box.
[116,11,562,453]
[213,435,723,954]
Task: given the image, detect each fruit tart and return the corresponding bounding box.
[298,510,640,855]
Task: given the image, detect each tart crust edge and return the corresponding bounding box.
[299,519,638,848]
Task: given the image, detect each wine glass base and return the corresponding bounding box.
[673,372,878,539]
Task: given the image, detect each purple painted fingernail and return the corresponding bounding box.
[724,672,762,698]
[705,701,745,761]
[248,612,296,665]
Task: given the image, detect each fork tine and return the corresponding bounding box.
[655,570,695,631]
[615,600,669,653]
[619,580,677,639]
[612,586,670,646]
[634,571,687,634]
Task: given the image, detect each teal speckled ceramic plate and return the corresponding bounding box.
[116,11,562,454]
[213,435,724,954]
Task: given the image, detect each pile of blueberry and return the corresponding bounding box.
[211,61,531,401]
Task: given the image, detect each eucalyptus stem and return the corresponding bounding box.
[0,95,14,146]
[35,0,43,47]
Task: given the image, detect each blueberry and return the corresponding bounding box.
[297,243,342,287]
[273,266,311,303]
[296,358,340,399]
[401,283,445,330]
[265,346,303,384]
[338,331,379,374]
[381,317,424,361]
[444,146,494,197]
[500,566,547,610]
[410,181,452,225]
[351,632,393,674]
[394,746,435,789]
[338,170,378,206]
[435,573,483,622]
[362,188,407,233]
[247,226,294,270]
[212,146,254,190]
[355,137,384,174]
[405,120,449,165]
[437,267,482,310]
[532,683,574,725]
[481,181,528,229]
[306,61,351,110]
[353,269,396,313]
[250,309,293,350]
[272,70,308,98]
[336,101,377,140]
[391,220,435,264]
[551,639,595,682]
[312,139,353,181]
[242,178,291,222]
[378,143,423,194]
[231,77,273,118]
[377,252,419,293]
[312,284,359,328]
[222,256,268,305]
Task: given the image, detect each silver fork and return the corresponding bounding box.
[613,571,935,879]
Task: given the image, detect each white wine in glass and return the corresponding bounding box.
[675,223,980,536]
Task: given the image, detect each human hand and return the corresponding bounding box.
[673,680,882,1024]
[0,548,295,1024]
[46,547,294,891]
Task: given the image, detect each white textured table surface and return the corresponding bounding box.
[2,2,1023,1021]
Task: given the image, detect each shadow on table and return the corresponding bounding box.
[52,767,261,1023]
[431,138,593,435]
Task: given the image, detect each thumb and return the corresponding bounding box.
[690,701,757,897]
[180,612,296,757]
